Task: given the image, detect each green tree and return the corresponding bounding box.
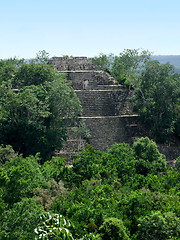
[133,61,180,142]
[0,198,44,240]
[41,156,66,182]
[174,77,180,137]
[105,143,136,183]
[0,55,82,160]
[72,145,103,184]
[0,154,46,205]
[97,217,130,240]
[0,83,52,158]
[32,50,50,64]
[33,179,67,211]
[111,49,151,86]
[137,211,180,240]
[0,58,24,84]
[0,189,7,222]
[71,143,136,185]
[133,137,166,176]
[111,56,127,84]
[0,145,17,166]
[11,61,55,88]
[46,73,82,120]
[91,53,114,73]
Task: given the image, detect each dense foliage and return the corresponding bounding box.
[92,49,180,142]
[0,137,179,239]
[0,50,179,239]
[0,52,82,160]
[133,60,180,142]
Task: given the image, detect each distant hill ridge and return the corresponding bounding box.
[152,55,180,73]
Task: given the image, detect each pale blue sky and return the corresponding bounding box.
[1,0,180,59]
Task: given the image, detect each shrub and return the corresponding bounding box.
[133,137,166,175]
[175,156,180,172]
[41,156,66,182]
[0,154,46,205]
[97,217,130,240]
[106,143,136,183]
[0,198,43,240]
[137,211,180,240]
[72,144,103,184]
[0,144,17,165]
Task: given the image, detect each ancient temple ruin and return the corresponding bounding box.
[48,57,180,163]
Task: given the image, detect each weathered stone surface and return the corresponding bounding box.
[49,57,180,163]
[75,89,131,117]
[48,57,96,71]
[81,115,147,151]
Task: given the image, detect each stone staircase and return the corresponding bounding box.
[59,83,144,161]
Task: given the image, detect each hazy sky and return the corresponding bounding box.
[1,0,180,59]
